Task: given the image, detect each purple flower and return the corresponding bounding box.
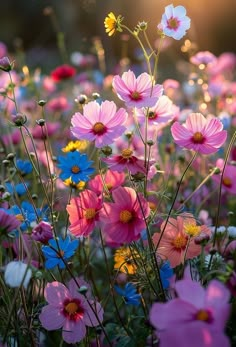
[149,279,231,347]
[160,5,190,40]
[31,221,53,244]
[0,209,20,233]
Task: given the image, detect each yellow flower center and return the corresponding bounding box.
[121,148,133,159]
[65,302,79,315]
[93,122,106,134]
[120,210,133,223]
[148,201,157,211]
[167,17,179,29]
[192,132,205,144]
[184,224,201,237]
[84,208,96,220]
[195,309,212,323]
[130,91,142,100]
[71,165,80,174]
[105,183,113,190]
[15,214,24,222]
[172,234,187,249]
[223,176,232,188]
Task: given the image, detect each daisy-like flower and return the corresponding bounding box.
[71,100,127,148]
[160,4,191,40]
[112,70,163,108]
[114,283,141,306]
[88,170,125,196]
[62,140,88,153]
[39,278,104,344]
[57,151,95,184]
[0,209,20,233]
[42,236,79,269]
[114,246,138,274]
[171,113,227,155]
[63,178,86,190]
[152,213,211,268]
[100,186,150,244]
[104,12,123,37]
[66,189,102,237]
[150,279,231,347]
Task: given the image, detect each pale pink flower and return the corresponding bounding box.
[100,186,150,244]
[67,190,102,237]
[46,96,70,112]
[39,278,104,344]
[88,170,125,196]
[150,279,231,347]
[112,70,163,108]
[171,113,227,154]
[152,213,211,268]
[71,100,127,148]
[190,51,217,66]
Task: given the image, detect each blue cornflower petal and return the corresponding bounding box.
[115,283,141,306]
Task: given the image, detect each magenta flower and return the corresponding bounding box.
[190,51,217,67]
[0,209,20,233]
[171,113,227,154]
[100,186,150,244]
[160,5,190,40]
[31,221,53,244]
[150,279,231,347]
[39,278,104,344]
[71,100,127,148]
[112,70,163,108]
[212,159,236,194]
[66,189,102,237]
[88,170,125,196]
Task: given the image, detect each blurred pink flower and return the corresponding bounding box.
[171,113,227,154]
[31,221,53,244]
[212,159,236,194]
[88,170,125,196]
[100,186,150,244]
[39,278,104,344]
[190,51,217,66]
[112,70,163,108]
[46,96,70,112]
[32,122,61,140]
[71,100,127,148]
[67,190,102,237]
[150,279,231,347]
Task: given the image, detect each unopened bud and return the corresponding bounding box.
[36,119,46,126]
[0,57,13,72]
[101,146,112,156]
[12,113,27,126]
[38,100,47,107]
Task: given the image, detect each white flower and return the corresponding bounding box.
[227,226,236,238]
[4,261,32,289]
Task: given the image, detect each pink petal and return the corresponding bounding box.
[83,301,104,327]
[185,113,206,133]
[39,305,65,330]
[136,72,152,92]
[83,100,100,122]
[62,320,86,344]
[45,281,70,306]
[175,279,205,308]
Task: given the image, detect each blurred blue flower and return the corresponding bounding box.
[42,236,79,269]
[8,201,43,231]
[5,182,29,196]
[160,261,174,289]
[114,282,141,306]
[16,159,33,175]
[57,151,95,184]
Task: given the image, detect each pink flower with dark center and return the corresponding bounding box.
[71,100,127,148]
[212,159,236,194]
[171,113,227,154]
[150,279,231,347]
[100,186,150,244]
[112,70,163,108]
[39,278,104,344]
[88,170,125,196]
[67,190,102,237]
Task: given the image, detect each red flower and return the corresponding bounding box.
[51,64,76,82]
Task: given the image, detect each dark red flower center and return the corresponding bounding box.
[167,17,180,30]
[195,309,213,323]
[93,122,107,135]
[148,111,158,120]
[63,298,84,321]
[192,132,205,144]
[223,176,232,188]
[130,91,142,101]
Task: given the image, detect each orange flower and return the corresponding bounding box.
[104,12,123,36]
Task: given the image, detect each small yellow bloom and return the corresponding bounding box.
[63,178,86,190]
[114,247,138,274]
[104,12,123,37]
[184,222,201,237]
[62,140,88,153]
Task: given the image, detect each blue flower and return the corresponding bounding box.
[5,182,29,196]
[8,201,43,231]
[160,261,173,289]
[42,236,79,269]
[16,159,33,175]
[114,283,141,306]
[57,151,95,184]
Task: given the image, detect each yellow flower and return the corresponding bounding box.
[114,247,138,274]
[62,140,88,153]
[104,12,123,37]
[63,178,86,190]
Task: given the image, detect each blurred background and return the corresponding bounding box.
[0,0,236,73]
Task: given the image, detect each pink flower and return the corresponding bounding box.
[190,51,217,67]
[88,170,125,196]
[171,113,227,154]
[100,186,150,244]
[67,190,102,237]
[31,221,53,244]
[160,4,191,40]
[46,96,70,112]
[39,278,104,344]
[71,100,127,148]
[50,64,76,82]
[112,70,163,108]
[149,279,231,347]
[152,213,211,268]
[212,159,236,195]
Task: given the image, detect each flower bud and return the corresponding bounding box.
[4,261,32,289]
[12,113,27,126]
[38,100,47,107]
[0,57,13,72]
[31,221,53,244]
[101,146,112,156]
[36,119,46,126]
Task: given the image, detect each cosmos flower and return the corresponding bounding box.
[31,221,53,244]
[71,100,127,148]
[50,64,76,82]
[88,170,125,196]
[57,151,95,184]
[171,113,227,154]
[149,279,231,347]
[39,278,104,344]
[114,246,138,274]
[212,159,236,195]
[114,283,141,306]
[104,12,123,36]
[16,159,33,175]
[112,70,163,108]
[0,209,20,233]
[160,4,191,40]
[62,140,88,153]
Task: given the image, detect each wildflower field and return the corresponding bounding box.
[0,3,236,347]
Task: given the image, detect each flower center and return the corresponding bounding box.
[120,210,133,223]
[172,234,188,249]
[65,302,79,315]
[148,111,157,120]
[85,208,96,220]
[93,122,106,135]
[223,177,232,188]
[121,148,133,159]
[63,298,84,321]
[71,165,80,174]
[105,183,113,190]
[148,201,157,211]
[130,91,142,101]
[167,17,179,30]
[192,132,205,144]
[195,309,213,323]
[184,224,201,237]
[57,250,65,258]
[15,214,24,222]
